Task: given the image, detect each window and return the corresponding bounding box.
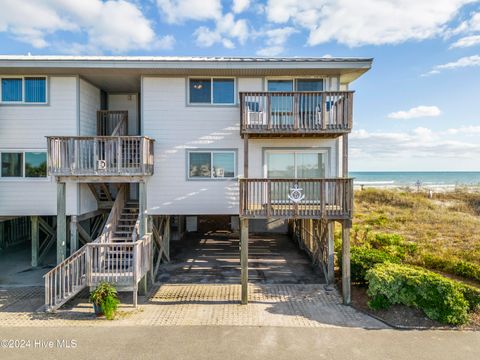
[25,152,47,177]
[189,78,235,105]
[1,78,22,102]
[0,151,47,178]
[25,77,46,103]
[1,153,23,177]
[296,79,324,91]
[0,76,47,104]
[188,151,236,179]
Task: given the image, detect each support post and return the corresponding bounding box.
[342,134,348,177]
[243,134,249,178]
[240,217,249,305]
[341,220,351,305]
[70,215,78,255]
[327,222,335,284]
[57,182,67,264]
[31,216,39,267]
[139,275,148,296]
[164,216,170,261]
[0,221,4,251]
[139,182,147,237]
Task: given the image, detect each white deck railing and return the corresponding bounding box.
[47,136,154,177]
[240,91,353,135]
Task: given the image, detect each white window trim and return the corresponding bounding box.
[264,149,330,178]
[187,150,237,180]
[188,77,236,105]
[0,150,49,181]
[264,76,326,92]
[0,75,48,104]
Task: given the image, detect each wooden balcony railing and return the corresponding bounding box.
[240,91,353,136]
[239,178,353,219]
[47,136,154,177]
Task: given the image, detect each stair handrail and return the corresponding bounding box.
[99,185,127,243]
[131,214,140,242]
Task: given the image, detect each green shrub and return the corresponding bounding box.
[350,246,401,284]
[366,263,470,325]
[421,253,480,283]
[370,233,404,247]
[89,282,120,320]
[457,284,480,311]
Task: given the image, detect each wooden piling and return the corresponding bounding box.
[31,216,39,267]
[70,215,78,255]
[341,221,351,304]
[139,182,146,237]
[327,222,335,284]
[240,217,249,305]
[57,182,67,264]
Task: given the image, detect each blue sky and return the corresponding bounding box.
[1,0,480,171]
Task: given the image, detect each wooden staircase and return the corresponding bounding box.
[44,187,152,311]
[110,202,139,243]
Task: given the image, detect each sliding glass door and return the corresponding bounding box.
[267,79,324,128]
[268,80,293,127]
[266,150,326,202]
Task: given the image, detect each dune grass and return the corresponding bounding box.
[351,188,480,284]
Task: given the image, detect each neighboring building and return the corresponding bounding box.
[0,56,372,309]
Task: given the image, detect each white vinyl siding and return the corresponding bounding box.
[144,76,246,215]
[0,76,89,216]
[79,79,100,135]
[143,76,339,215]
[108,94,139,135]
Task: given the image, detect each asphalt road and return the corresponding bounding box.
[0,326,479,360]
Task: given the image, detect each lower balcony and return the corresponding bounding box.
[239,178,353,220]
[47,136,154,181]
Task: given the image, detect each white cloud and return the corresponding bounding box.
[446,11,480,36]
[157,0,222,23]
[444,126,480,135]
[388,106,442,120]
[350,127,480,168]
[256,27,297,56]
[194,12,249,48]
[232,0,251,14]
[424,55,480,75]
[265,0,473,47]
[0,0,172,53]
[450,35,480,48]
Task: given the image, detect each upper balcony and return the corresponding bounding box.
[240,91,353,137]
[47,136,154,182]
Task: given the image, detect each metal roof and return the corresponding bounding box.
[0,55,373,63]
[0,55,373,92]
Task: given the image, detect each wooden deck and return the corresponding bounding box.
[240,91,353,137]
[47,136,155,178]
[239,178,353,219]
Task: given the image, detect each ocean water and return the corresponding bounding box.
[350,172,480,187]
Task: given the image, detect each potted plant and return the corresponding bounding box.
[89,282,120,320]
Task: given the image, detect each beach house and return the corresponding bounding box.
[0,56,372,309]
